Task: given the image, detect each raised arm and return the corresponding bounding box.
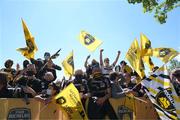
[84,55,91,68]
[100,49,104,66]
[112,51,121,66]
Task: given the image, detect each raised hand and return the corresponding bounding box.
[100,49,104,53]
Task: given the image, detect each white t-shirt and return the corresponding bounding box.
[101,64,115,75]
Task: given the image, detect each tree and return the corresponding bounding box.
[168,59,180,71]
[127,0,180,24]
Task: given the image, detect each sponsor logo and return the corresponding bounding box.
[117,105,133,120]
[7,108,31,120]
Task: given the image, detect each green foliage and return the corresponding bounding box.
[127,0,180,24]
[168,59,180,71]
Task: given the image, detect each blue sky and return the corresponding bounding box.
[0,0,179,78]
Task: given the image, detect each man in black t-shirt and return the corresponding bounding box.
[87,68,117,120]
[16,64,42,98]
[0,72,13,98]
[70,69,90,108]
[0,59,17,86]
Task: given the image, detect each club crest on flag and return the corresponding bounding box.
[159,48,171,57]
[62,51,74,76]
[83,32,95,45]
[56,96,67,105]
[145,41,151,49]
[67,56,74,69]
[26,39,35,53]
[156,88,175,111]
[79,30,102,52]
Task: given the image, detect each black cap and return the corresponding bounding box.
[44,52,50,57]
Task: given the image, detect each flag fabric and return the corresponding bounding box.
[79,31,102,52]
[141,66,179,119]
[126,39,145,78]
[55,83,88,120]
[22,18,33,40]
[152,48,179,63]
[140,33,153,56]
[140,33,154,70]
[17,19,38,59]
[142,56,154,71]
[62,51,74,76]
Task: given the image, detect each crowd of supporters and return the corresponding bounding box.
[0,49,179,119]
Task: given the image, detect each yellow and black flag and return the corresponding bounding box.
[17,19,38,59]
[79,31,102,52]
[140,33,154,70]
[126,39,145,78]
[55,83,88,120]
[141,66,179,119]
[152,48,179,63]
[62,51,74,76]
[140,33,153,56]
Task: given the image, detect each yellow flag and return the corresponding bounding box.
[152,48,179,63]
[79,31,102,52]
[141,66,179,119]
[140,33,153,56]
[140,33,154,70]
[62,51,74,76]
[17,19,38,59]
[22,19,33,40]
[55,83,88,120]
[142,56,154,70]
[126,39,145,78]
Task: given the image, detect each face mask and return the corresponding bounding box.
[110,75,116,81]
[44,56,50,60]
[46,89,52,95]
[75,75,83,80]
[5,64,11,68]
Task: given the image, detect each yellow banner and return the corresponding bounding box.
[140,33,153,56]
[79,31,102,52]
[62,51,74,77]
[55,83,88,120]
[140,33,154,70]
[17,19,38,59]
[126,39,145,78]
[152,48,179,63]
